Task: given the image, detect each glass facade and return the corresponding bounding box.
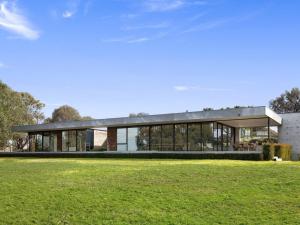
[29,130,90,152]
[115,122,234,152]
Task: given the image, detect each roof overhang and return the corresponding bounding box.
[12,106,282,133]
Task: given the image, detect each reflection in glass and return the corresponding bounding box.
[77,130,86,151]
[162,125,173,151]
[117,128,127,151]
[175,124,187,150]
[62,131,68,152]
[202,123,214,151]
[188,123,202,151]
[150,126,161,151]
[137,127,149,151]
[128,127,138,151]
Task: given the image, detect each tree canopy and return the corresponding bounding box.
[0,81,45,149]
[270,88,300,113]
[45,105,94,123]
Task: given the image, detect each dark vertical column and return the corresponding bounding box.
[107,127,117,151]
[186,124,189,151]
[149,126,151,151]
[57,131,62,152]
[42,132,44,152]
[160,125,163,151]
[173,124,175,151]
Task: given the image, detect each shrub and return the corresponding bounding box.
[263,144,292,161]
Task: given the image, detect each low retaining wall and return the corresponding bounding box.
[0,151,263,160]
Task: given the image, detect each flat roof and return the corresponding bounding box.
[12,106,282,133]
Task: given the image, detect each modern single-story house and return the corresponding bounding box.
[11,106,300,160]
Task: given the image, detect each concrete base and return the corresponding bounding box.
[0,151,263,160]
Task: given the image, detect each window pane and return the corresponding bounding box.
[43,133,50,151]
[150,126,161,151]
[36,134,43,151]
[117,128,127,144]
[162,125,173,151]
[217,123,223,151]
[29,134,36,152]
[117,144,127,151]
[175,124,187,150]
[137,127,149,151]
[188,123,202,151]
[128,127,138,151]
[62,131,68,151]
[203,123,214,151]
[69,131,77,151]
[77,130,86,151]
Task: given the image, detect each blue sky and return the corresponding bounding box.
[0,0,300,119]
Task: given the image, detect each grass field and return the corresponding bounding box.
[0,158,300,225]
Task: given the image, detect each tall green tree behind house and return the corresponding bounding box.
[0,81,45,149]
[270,88,300,113]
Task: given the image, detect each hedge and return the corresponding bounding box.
[263,144,292,161]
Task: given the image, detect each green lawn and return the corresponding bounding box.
[0,158,300,225]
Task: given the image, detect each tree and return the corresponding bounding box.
[270,88,300,113]
[0,81,45,149]
[129,112,149,117]
[50,105,81,122]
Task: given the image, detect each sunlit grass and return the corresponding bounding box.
[0,158,299,225]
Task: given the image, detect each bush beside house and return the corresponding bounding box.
[263,144,292,161]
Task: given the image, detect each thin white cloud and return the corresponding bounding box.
[174,86,233,92]
[122,22,170,31]
[143,0,206,12]
[62,10,75,18]
[0,61,4,68]
[62,0,80,19]
[0,1,39,40]
[144,0,185,12]
[183,18,232,33]
[102,32,168,44]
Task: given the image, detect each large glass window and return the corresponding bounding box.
[202,123,214,151]
[62,131,68,152]
[162,125,173,151]
[137,127,149,151]
[43,132,50,151]
[175,124,187,150]
[117,128,127,151]
[36,133,43,151]
[188,123,202,151]
[77,130,86,151]
[128,128,138,151]
[68,131,77,151]
[150,126,161,151]
[29,134,36,152]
